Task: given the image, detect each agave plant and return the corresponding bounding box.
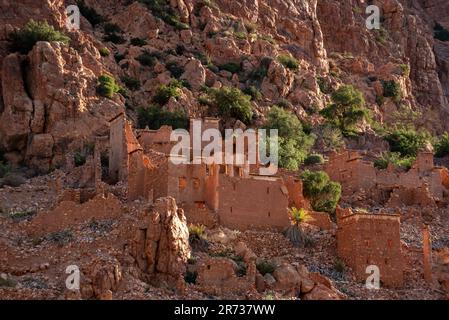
[284,208,312,247]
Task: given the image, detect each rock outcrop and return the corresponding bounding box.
[131,197,190,288]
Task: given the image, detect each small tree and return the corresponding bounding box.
[277,54,299,71]
[301,170,342,214]
[209,87,253,124]
[284,208,311,247]
[320,85,370,135]
[9,20,70,54]
[137,106,188,130]
[153,80,183,105]
[382,80,402,102]
[384,127,429,157]
[434,132,449,158]
[265,106,315,170]
[96,74,124,98]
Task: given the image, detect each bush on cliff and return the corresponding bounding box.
[374,152,415,170]
[264,106,315,170]
[207,87,253,124]
[9,20,70,54]
[96,74,125,99]
[384,127,429,157]
[137,106,188,130]
[434,132,449,158]
[300,170,341,214]
[320,85,370,135]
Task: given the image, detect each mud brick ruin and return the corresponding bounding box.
[108,113,305,231]
[336,207,403,287]
[101,113,449,290]
[324,150,449,207]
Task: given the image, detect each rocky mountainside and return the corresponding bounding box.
[0,0,449,171]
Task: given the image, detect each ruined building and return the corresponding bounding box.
[107,114,311,231]
[336,207,404,288]
[324,150,449,207]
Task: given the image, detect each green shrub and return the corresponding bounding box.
[277,54,299,71]
[138,0,190,30]
[104,23,122,34]
[256,261,276,276]
[184,271,198,284]
[434,133,449,157]
[0,277,17,288]
[384,128,429,157]
[9,20,70,54]
[130,37,147,46]
[375,95,385,106]
[399,64,410,77]
[374,152,415,170]
[318,125,345,151]
[166,61,185,79]
[77,0,104,26]
[301,170,341,214]
[243,86,262,101]
[320,84,370,135]
[46,230,73,246]
[0,161,11,178]
[136,51,158,67]
[382,80,402,102]
[114,53,125,63]
[96,74,123,98]
[208,87,253,124]
[317,77,332,94]
[193,0,217,15]
[122,76,141,91]
[153,81,183,105]
[137,106,188,130]
[234,31,247,40]
[304,153,325,166]
[103,33,126,44]
[264,106,315,170]
[334,259,345,273]
[103,23,125,44]
[376,27,388,44]
[219,62,241,74]
[434,23,449,41]
[99,47,110,57]
[1,173,26,188]
[244,21,257,33]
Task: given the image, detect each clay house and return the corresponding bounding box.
[336,207,404,288]
[324,150,449,207]
[107,114,311,231]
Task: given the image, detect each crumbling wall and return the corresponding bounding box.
[283,176,311,210]
[336,207,404,288]
[30,193,123,235]
[325,150,449,204]
[109,114,127,183]
[217,175,290,231]
[137,125,175,155]
[324,151,377,196]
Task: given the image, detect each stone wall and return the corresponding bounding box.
[324,150,449,205]
[336,207,404,288]
[217,175,290,231]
